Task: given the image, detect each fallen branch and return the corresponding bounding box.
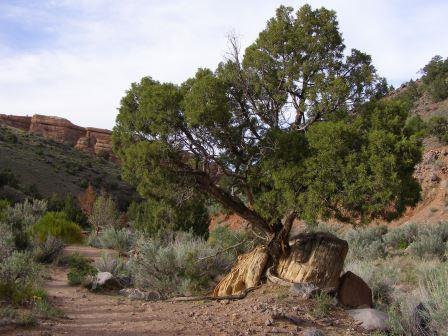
[271,312,306,326]
[166,285,259,302]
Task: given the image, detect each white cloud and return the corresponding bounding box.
[0,0,447,129]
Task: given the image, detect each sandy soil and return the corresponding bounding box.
[1,246,368,336]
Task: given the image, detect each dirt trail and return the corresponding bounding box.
[2,245,366,336]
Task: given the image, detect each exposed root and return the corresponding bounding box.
[167,286,260,302]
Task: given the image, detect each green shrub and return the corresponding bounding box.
[0,221,15,257]
[3,199,47,250]
[97,228,135,253]
[65,253,97,286]
[421,55,448,102]
[88,195,120,232]
[47,194,88,228]
[0,251,42,305]
[32,212,83,244]
[345,226,387,261]
[420,265,448,334]
[383,222,419,250]
[427,116,448,143]
[95,253,128,277]
[130,231,232,298]
[32,235,65,263]
[127,197,209,238]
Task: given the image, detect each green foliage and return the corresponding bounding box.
[311,292,333,318]
[207,226,255,259]
[114,4,409,237]
[47,193,88,228]
[419,263,448,334]
[95,253,128,277]
[127,197,209,237]
[383,222,419,250]
[88,195,120,231]
[0,251,42,305]
[427,115,448,144]
[97,227,135,253]
[32,212,83,244]
[421,55,448,102]
[65,253,97,286]
[130,231,233,298]
[0,168,19,188]
[32,235,65,263]
[344,226,387,261]
[2,199,47,250]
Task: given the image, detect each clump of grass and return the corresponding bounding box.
[311,292,332,318]
[420,263,448,334]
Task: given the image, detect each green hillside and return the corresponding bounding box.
[0,124,136,209]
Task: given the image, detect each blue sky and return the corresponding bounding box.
[1,0,447,129]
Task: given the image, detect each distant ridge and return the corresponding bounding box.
[0,114,115,161]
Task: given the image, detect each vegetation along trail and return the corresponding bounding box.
[2,245,367,336]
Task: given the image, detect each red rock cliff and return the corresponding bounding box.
[0,114,115,160]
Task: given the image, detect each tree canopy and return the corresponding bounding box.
[113,5,422,242]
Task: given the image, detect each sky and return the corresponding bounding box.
[0,0,447,129]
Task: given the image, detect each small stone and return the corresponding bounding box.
[220,299,230,305]
[265,318,274,326]
[302,328,325,336]
[290,282,320,299]
[347,308,388,331]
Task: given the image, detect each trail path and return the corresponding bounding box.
[2,245,366,336]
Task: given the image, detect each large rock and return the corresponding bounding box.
[213,246,269,296]
[337,271,373,308]
[347,308,388,331]
[89,272,124,291]
[276,232,348,288]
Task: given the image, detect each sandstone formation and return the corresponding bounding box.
[0,114,115,161]
[276,232,348,288]
[337,271,373,308]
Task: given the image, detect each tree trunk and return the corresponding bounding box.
[213,232,348,296]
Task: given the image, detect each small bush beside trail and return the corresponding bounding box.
[32,212,83,244]
[130,232,234,298]
[65,253,98,286]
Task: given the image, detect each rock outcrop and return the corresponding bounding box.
[0,114,115,161]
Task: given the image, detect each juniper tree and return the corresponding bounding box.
[113,5,421,255]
